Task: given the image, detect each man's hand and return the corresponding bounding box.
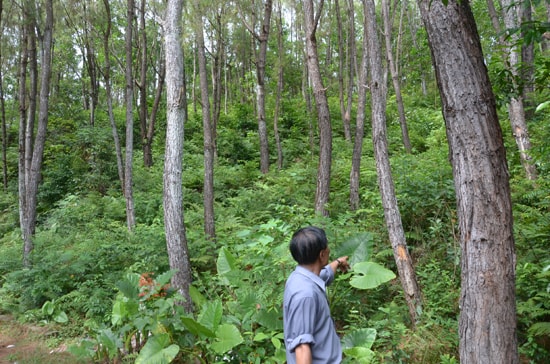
[295,343,312,364]
[331,255,350,273]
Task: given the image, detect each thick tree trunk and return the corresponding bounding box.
[124,0,136,230]
[418,0,518,362]
[303,0,332,216]
[364,0,422,326]
[382,0,412,154]
[164,0,193,313]
[195,4,216,241]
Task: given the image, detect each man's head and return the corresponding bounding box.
[289,226,329,265]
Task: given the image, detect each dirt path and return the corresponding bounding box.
[0,315,77,364]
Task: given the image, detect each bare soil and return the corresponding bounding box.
[0,315,82,364]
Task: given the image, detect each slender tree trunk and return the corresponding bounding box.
[18,10,29,265]
[364,0,422,326]
[102,0,124,191]
[0,0,7,190]
[273,0,284,170]
[164,0,193,313]
[350,5,369,211]
[195,3,216,241]
[304,0,332,216]
[335,0,348,140]
[487,0,537,180]
[124,0,136,230]
[520,2,535,118]
[419,0,518,362]
[344,0,355,141]
[138,0,148,166]
[241,0,273,174]
[382,0,412,153]
[21,0,54,268]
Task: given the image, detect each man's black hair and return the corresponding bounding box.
[289,226,328,265]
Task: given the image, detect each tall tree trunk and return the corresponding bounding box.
[102,0,124,191]
[364,0,422,326]
[344,0,355,141]
[18,9,29,266]
[500,0,537,180]
[0,0,7,190]
[138,0,148,166]
[487,0,537,180]
[303,0,332,216]
[520,2,535,118]
[83,1,98,127]
[382,0,412,153]
[349,5,369,211]
[241,0,273,174]
[195,2,216,241]
[20,0,54,268]
[273,0,284,170]
[124,0,136,230]
[419,0,518,362]
[335,0,348,140]
[164,0,193,313]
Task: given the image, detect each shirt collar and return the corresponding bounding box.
[295,265,326,292]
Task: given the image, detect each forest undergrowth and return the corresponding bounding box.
[0,96,548,363]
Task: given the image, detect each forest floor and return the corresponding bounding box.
[0,315,79,364]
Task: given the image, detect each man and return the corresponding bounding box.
[283,226,350,364]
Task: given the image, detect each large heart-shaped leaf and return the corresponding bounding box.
[349,262,396,290]
[211,324,243,354]
[217,247,237,275]
[135,333,179,364]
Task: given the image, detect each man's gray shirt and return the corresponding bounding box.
[283,265,342,364]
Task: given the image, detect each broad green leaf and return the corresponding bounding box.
[53,311,68,323]
[349,262,396,290]
[181,316,215,337]
[116,273,140,299]
[155,270,177,287]
[42,301,54,316]
[343,347,375,363]
[97,329,122,358]
[189,284,206,307]
[198,300,222,331]
[271,337,282,349]
[342,327,377,349]
[535,100,550,112]
[337,233,373,265]
[217,247,237,275]
[211,324,243,354]
[135,333,179,364]
[253,332,269,341]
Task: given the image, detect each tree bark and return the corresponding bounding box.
[418,0,518,362]
[499,0,537,181]
[382,0,412,153]
[364,0,422,326]
[20,0,54,268]
[349,4,369,211]
[102,0,125,192]
[273,1,284,170]
[241,0,273,174]
[0,0,7,190]
[164,0,193,313]
[124,0,136,230]
[195,2,216,241]
[303,0,332,216]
